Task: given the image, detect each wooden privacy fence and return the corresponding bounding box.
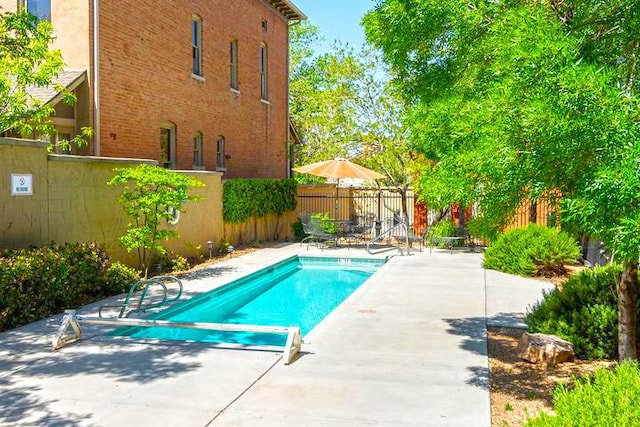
[223,211,297,246]
[505,197,560,231]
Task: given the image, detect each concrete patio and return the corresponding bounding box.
[0,244,553,426]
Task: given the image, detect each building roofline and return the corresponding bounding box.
[266,0,306,21]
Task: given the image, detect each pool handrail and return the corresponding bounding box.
[366,221,411,255]
[52,310,302,365]
[98,275,183,318]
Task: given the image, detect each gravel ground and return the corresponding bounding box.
[488,327,615,426]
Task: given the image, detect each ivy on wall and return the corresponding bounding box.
[223,178,297,223]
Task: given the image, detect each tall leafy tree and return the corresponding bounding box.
[290,22,363,167]
[290,22,422,219]
[364,0,640,359]
[0,10,90,149]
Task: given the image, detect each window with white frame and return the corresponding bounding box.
[160,123,176,169]
[216,136,225,170]
[230,39,239,90]
[24,0,51,21]
[193,132,203,168]
[192,15,203,77]
[260,43,268,100]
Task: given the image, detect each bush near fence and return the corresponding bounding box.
[222,178,297,245]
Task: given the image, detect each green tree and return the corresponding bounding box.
[108,164,204,278]
[354,54,421,222]
[290,22,363,168]
[290,22,423,220]
[0,10,91,149]
[364,1,640,359]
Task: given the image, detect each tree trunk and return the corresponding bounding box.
[400,189,409,224]
[618,258,638,361]
[458,203,466,229]
[529,200,538,224]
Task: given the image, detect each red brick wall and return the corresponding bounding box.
[97,0,290,178]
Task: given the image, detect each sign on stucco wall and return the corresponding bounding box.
[11,174,33,196]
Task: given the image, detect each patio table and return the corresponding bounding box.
[334,220,362,247]
[431,236,467,254]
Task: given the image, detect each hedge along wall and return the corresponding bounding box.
[222,178,297,245]
[0,138,224,265]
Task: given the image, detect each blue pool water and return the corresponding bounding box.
[115,256,384,347]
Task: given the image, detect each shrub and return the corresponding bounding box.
[311,212,340,234]
[431,220,457,239]
[292,219,306,242]
[108,164,204,278]
[152,252,191,274]
[484,224,580,277]
[0,243,141,331]
[526,362,640,426]
[428,220,463,247]
[223,178,297,223]
[525,264,622,359]
[215,239,232,256]
[103,262,140,294]
[466,217,499,244]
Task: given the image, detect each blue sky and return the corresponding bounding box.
[292,0,376,52]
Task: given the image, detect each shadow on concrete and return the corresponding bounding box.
[486,311,528,329]
[443,316,490,390]
[0,336,214,425]
[0,377,96,426]
[443,317,488,357]
[26,340,207,382]
[466,365,490,390]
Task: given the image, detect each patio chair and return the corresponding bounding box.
[300,213,337,250]
[300,212,314,247]
[344,213,375,247]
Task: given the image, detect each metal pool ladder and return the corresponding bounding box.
[98,275,183,318]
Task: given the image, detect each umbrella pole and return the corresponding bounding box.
[335,179,340,218]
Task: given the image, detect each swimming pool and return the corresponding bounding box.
[115,256,385,347]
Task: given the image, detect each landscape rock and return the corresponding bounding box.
[517,333,575,367]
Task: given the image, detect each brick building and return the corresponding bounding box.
[1,0,305,178]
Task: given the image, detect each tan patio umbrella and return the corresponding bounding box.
[293,158,385,180]
[293,158,386,217]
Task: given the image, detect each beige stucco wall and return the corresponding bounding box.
[0,138,224,266]
[163,171,225,259]
[0,138,50,247]
[0,1,18,12]
[46,155,152,264]
[0,0,90,69]
[51,0,90,70]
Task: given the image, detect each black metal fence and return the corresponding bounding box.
[297,186,422,236]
